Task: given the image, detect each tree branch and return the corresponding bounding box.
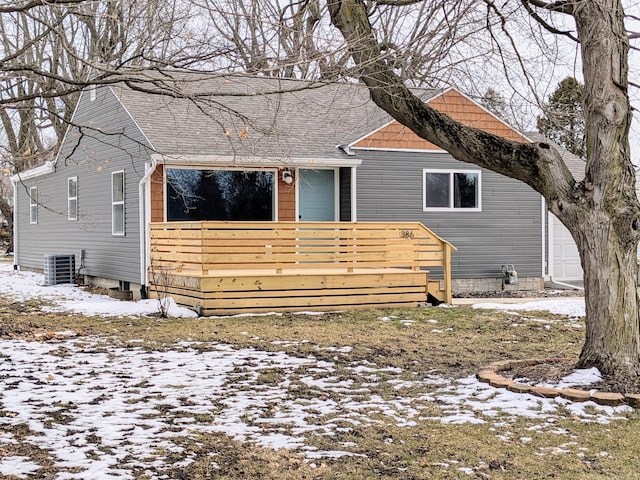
[524,0,574,14]
[0,0,85,14]
[518,0,578,41]
[374,0,424,6]
[328,0,576,204]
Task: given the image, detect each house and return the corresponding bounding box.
[13,73,552,312]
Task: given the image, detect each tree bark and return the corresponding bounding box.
[328,0,640,384]
[570,0,640,381]
[0,194,13,255]
[575,216,640,381]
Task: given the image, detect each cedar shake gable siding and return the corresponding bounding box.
[352,89,529,150]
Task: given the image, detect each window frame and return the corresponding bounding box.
[164,167,277,222]
[423,168,482,212]
[29,186,38,224]
[68,176,78,221]
[111,170,125,236]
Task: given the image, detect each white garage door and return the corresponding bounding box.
[550,213,583,281]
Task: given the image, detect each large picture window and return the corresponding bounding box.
[423,169,481,211]
[68,177,78,221]
[112,171,125,235]
[166,168,275,221]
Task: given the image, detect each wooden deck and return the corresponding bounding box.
[149,221,455,316]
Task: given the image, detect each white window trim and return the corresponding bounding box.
[68,176,78,221]
[423,169,482,212]
[29,186,38,224]
[112,170,125,236]
[89,84,96,101]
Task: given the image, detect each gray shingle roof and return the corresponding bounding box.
[112,74,403,160]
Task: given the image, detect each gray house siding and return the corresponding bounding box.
[355,150,542,281]
[15,86,151,286]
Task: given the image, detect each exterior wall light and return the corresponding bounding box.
[282,170,294,185]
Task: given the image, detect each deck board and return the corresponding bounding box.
[148,268,433,316]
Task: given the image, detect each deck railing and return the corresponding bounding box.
[150,221,455,302]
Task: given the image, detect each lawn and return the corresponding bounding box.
[1,267,639,479]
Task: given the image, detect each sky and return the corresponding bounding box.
[0,262,633,479]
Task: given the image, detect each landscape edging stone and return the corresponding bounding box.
[476,358,637,408]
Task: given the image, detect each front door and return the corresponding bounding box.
[298,169,336,221]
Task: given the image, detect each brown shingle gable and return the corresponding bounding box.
[351,88,529,150]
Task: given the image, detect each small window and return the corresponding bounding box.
[112,171,125,235]
[68,177,78,221]
[29,186,38,224]
[423,169,481,211]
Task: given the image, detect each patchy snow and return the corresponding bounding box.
[0,259,632,478]
[0,262,196,318]
[472,298,585,318]
[0,457,41,477]
[551,368,603,389]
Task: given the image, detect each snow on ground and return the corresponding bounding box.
[0,260,629,479]
[0,262,196,318]
[472,298,586,318]
[0,337,631,479]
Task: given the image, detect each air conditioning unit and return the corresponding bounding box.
[43,254,76,286]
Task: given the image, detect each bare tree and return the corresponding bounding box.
[329,0,640,387]
[195,0,483,82]
[0,0,212,249]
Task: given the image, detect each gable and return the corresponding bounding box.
[351,88,529,150]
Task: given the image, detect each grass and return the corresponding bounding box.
[3,294,640,479]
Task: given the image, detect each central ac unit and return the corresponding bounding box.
[43,254,76,286]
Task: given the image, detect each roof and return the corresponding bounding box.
[112,74,396,161]
[114,74,538,162]
[525,131,586,181]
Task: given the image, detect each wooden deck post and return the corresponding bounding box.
[200,224,206,275]
[443,243,453,304]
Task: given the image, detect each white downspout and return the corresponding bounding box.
[541,196,546,279]
[138,159,157,294]
[550,277,584,291]
[11,178,17,268]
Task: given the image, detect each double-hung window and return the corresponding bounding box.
[423,169,481,211]
[68,177,78,221]
[112,171,125,235]
[29,186,38,224]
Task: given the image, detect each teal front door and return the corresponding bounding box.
[299,169,336,221]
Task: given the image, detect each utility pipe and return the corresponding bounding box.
[138,158,157,296]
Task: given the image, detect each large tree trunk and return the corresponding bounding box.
[573,212,640,383]
[569,1,640,384]
[0,194,12,255]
